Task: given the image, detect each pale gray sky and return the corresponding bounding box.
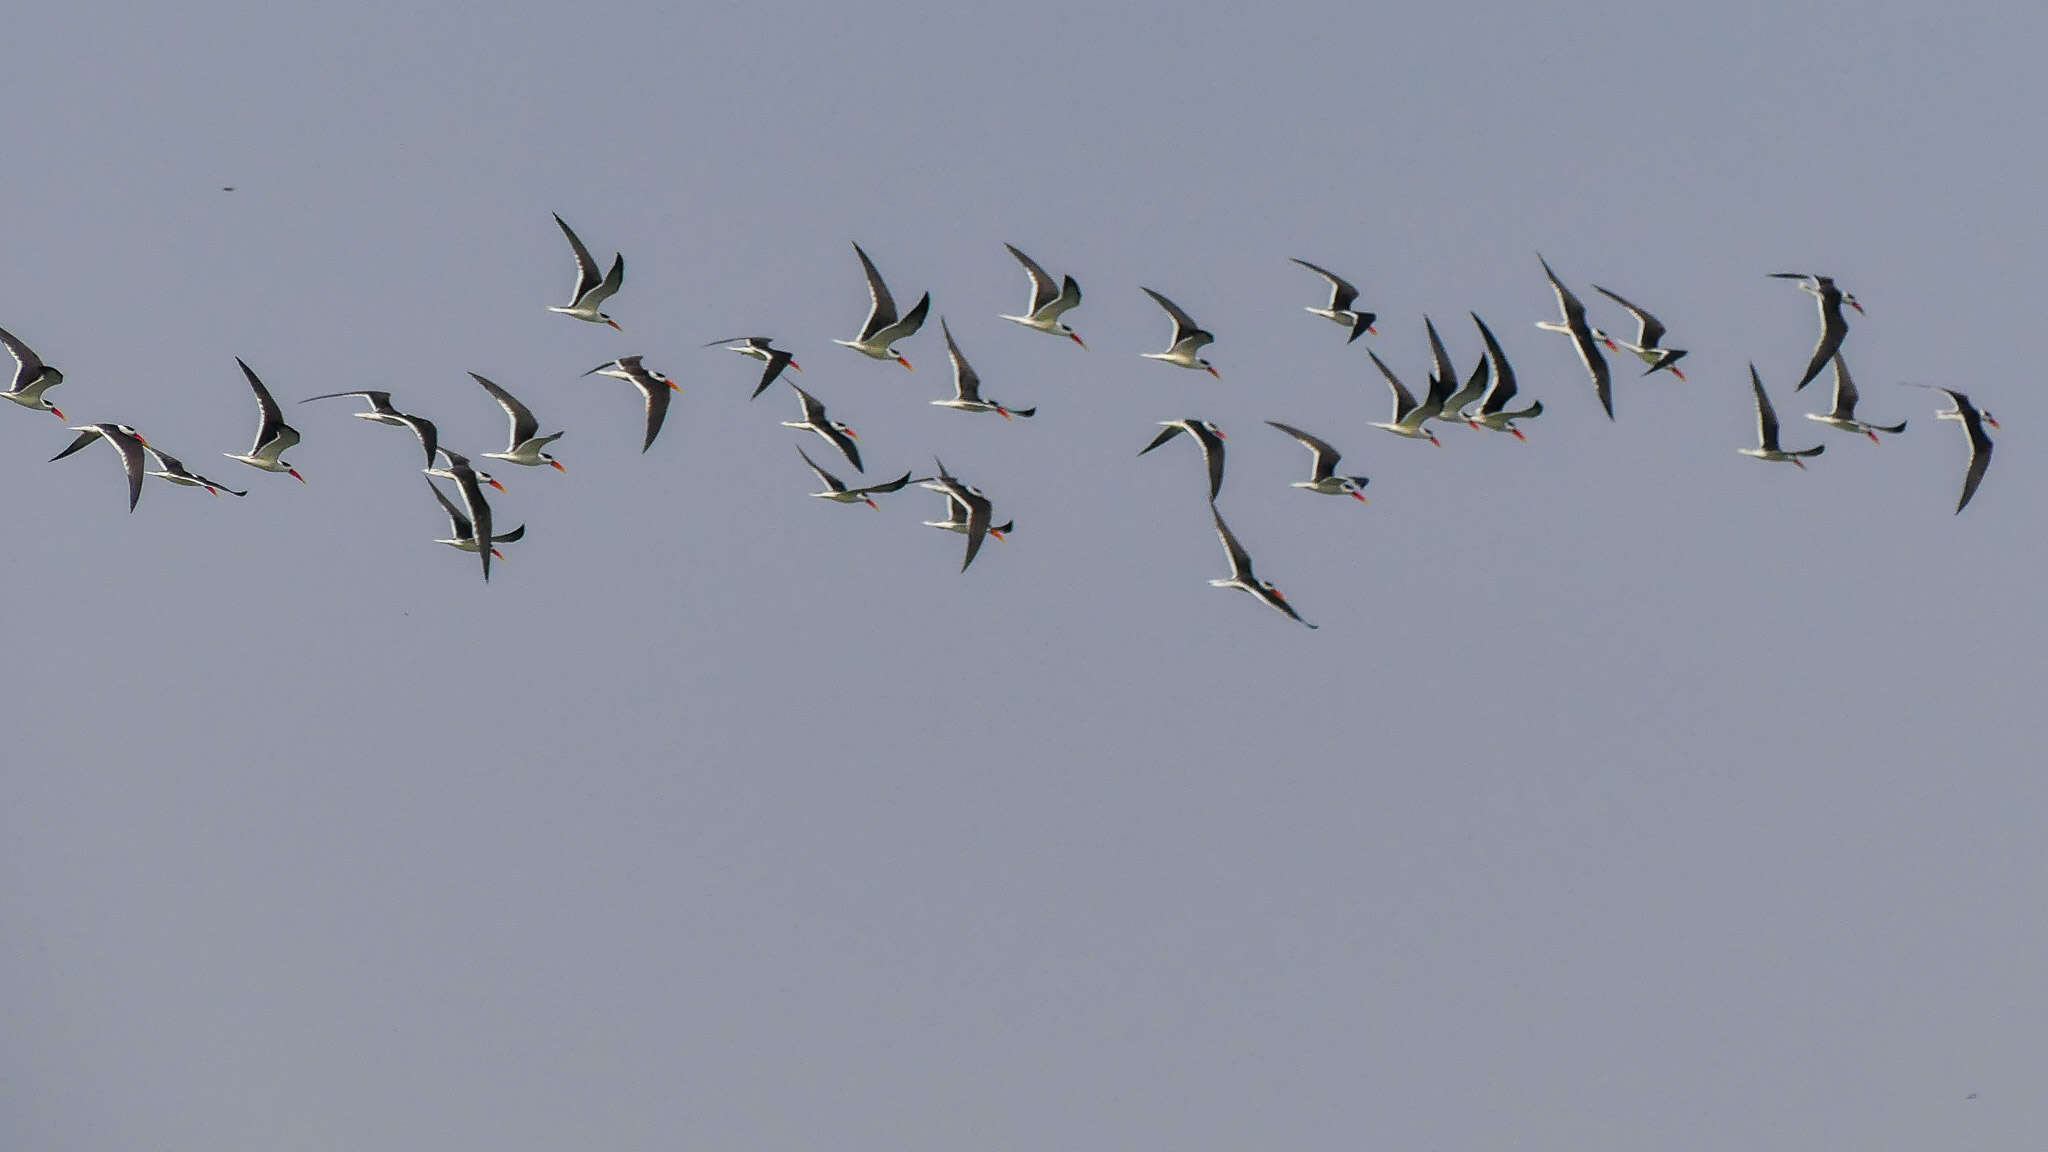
[4,1,2044,1149]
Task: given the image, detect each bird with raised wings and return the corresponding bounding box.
[1592,284,1688,381]
[933,318,1034,419]
[999,243,1083,346]
[1,325,66,419]
[833,242,929,367]
[1289,257,1376,342]
[1265,421,1368,501]
[1464,313,1542,439]
[548,213,624,329]
[1804,354,1905,444]
[1738,365,1825,469]
[223,359,304,481]
[795,446,914,510]
[1365,348,1447,446]
[781,383,863,473]
[1139,287,1219,376]
[469,372,565,471]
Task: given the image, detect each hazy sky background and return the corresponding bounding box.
[5,2,2043,1149]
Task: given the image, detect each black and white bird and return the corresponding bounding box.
[1138,287,1219,376]
[425,448,506,582]
[781,383,862,472]
[1365,349,1446,445]
[582,356,679,452]
[1464,313,1542,439]
[548,213,624,329]
[920,457,1001,572]
[1265,421,1368,501]
[1138,419,1228,502]
[1592,285,1688,380]
[1739,364,1825,469]
[933,318,1034,419]
[427,477,523,559]
[703,336,799,399]
[143,445,245,496]
[1909,384,1997,514]
[796,446,914,509]
[1289,257,1376,342]
[1771,272,1861,391]
[1432,318,1492,426]
[925,491,1014,541]
[1805,354,1906,444]
[50,423,150,511]
[0,325,66,419]
[1208,506,1316,628]
[1535,255,1618,419]
[998,244,1084,346]
[834,242,929,367]
[298,389,438,465]
[469,373,565,471]
[224,359,304,481]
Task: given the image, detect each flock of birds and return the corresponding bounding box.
[5,215,2002,627]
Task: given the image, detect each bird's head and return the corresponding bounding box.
[1844,294,1864,315]
[545,453,566,473]
[47,403,64,420]
[836,422,858,440]
[1065,328,1086,348]
[1982,410,2000,429]
[1202,360,1218,378]
[1344,478,1369,502]
[602,314,621,331]
[1203,421,1225,439]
